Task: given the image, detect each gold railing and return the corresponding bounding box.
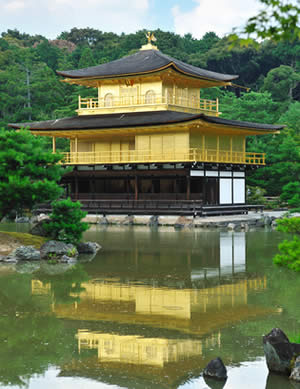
[78,95,219,113]
[61,148,265,165]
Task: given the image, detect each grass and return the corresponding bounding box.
[0,231,46,249]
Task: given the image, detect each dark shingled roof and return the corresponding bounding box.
[8,111,284,132]
[57,49,238,82]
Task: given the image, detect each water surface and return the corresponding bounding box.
[0,224,299,389]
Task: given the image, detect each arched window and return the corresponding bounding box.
[145,90,156,104]
[104,93,113,107]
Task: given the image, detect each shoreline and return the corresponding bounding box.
[81,210,292,228]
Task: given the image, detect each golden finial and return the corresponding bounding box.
[146,31,157,44]
[141,31,158,51]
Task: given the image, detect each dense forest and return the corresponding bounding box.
[0,27,299,199]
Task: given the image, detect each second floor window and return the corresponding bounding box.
[104,93,113,107]
[145,90,156,104]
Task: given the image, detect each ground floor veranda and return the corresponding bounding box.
[56,163,255,216]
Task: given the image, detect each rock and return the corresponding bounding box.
[98,216,108,225]
[263,328,300,375]
[40,240,78,260]
[264,216,272,226]
[256,218,265,227]
[240,222,249,231]
[148,215,159,227]
[203,357,227,380]
[77,241,101,254]
[290,356,300,382]
[60,255,77,263]
[122,215,134,225]
[13,245,41,261]
[30,219,51,237]
[15,216,30,223]
[227,223,236,231]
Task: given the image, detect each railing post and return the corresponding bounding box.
[216,98,219,113]
[78,95,81,109]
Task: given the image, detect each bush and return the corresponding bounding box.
[273,217,300,272]
[280,182,300,208]
[246,185,266,205]
[43,198,89,245]
[276,217,300,234]
[273,236,300,271]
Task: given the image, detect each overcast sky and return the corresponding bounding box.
[0,0,262,39]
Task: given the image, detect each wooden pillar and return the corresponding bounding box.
[134,175,138,201]
[186,175,190,200]
[75,174,78,200]
[52,136,56,153]
[74,137,78,152]
[174,176,178,200]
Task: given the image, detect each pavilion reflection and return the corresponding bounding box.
[31,231,274,388]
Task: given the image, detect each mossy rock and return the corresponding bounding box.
[0,231,46,251]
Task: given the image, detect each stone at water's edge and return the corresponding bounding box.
[290,356,300,382]
[263,328,300,375]
[13,245,41,261]
[30,219,51,237]
[40,240,78,260]
[203,357,227,380]
[77,241,101,254]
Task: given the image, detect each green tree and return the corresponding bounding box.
[0,128,65,220]
[240,0,300,41]
[273,217,300,272]
[43,198,89,245]
[262,65,300,101]
[78,47,96,68]
[280,181,300,207]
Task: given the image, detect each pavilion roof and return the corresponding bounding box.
[9,111,285,132]
[56,49,239,82]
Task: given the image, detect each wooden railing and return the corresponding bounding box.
[60,148,265,165]
[78,95,219,113]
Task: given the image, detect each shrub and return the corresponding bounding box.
[276,217,300,234]
[273,236,300,271]
[246,185,266,205]
[43,198,89,245]
[273,217,300,272]
[280,182,300,208]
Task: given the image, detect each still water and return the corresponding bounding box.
[0,224,299,389]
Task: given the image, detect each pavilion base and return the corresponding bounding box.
[35,200,263,217]
[51,163,263,216]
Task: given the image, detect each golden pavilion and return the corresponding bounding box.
[9,35,284,215]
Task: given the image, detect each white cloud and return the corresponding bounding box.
[2,0,26,12]
[172,0,262,39]
[0,0,149,38]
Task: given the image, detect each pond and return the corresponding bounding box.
[0,224,299,389]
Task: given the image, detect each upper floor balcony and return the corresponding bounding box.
[60,148,265,166]
[77,94,219,116]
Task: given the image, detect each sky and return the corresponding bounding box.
[0,0,262,39]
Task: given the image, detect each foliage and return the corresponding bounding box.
[262,65,300,101]
[43,198,89,245]
[273,217,300,272]
[280,181,300,207]
[246,185,266,205]
[276,217,300,234]
[239,0,300,42]
[0,128,65,220]
[273,236,300,271]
